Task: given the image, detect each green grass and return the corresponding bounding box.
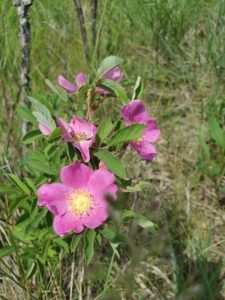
[0,0,225,299]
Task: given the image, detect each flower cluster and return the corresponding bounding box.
[37,66,160,236]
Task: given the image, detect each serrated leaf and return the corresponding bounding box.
[96,56,123,79]
[54,238,69,253]
[45,79,68,101]
[122,209,136,220]
[9,195,29,216]
[100,225,125,243]
[70,234,82,252]
[97,119,114,142]
[125,181,150,192]
[0,246,15,259]
[24,178,37,195]
[84,230,96,264]
[107,124,145,146]
[137,216,158,234]
[23,130,42,144]
[6,174,30,195]
[132,76,143,100]
[209,116,225,149]
[95,149,127,179]
[97,78,129,104]
[29,97,56,130]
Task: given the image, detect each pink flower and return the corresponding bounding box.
[57,73,88,93]
[96,67,123,95]
[39,122,54,136]
[120,100,160,160]
[37,162,117,236]
[58,67,123,95]
[56,116,97,162]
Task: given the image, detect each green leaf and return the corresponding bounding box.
[125,181,150,192]
[24,178,37,195]
[6,174,30,195]
[122,209,136,220]
[137,215,158,234]
[70,234,82,252]
[45,79,68,101]
[100,225,125,243]
[97,119,114,142]
[107,124,145,146]
[0,184,14,194]
[40,237,51,264]
[29,97,56,130]
[47,127,61,142]
[132,76,143,100]
[96,56,123,79]
[97,78,129,104]
[84,230,96,264]
[209,116,225,149]
[23,130,42,144]
[17,106,36,123]
[9,195,29,216]
[54,238,69,253]
[0,246,15,259]
[95,149,127,179]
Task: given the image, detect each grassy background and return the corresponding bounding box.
[0,0,225,299]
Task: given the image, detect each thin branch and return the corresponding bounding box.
[73,0,89,69]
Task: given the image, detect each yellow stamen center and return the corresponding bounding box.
[67,190,92,216]
[73,133,88,142]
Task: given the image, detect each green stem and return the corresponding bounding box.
[91,0,108,70]
[95,247,116,299]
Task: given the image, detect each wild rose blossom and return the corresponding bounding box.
[120,100,160,160]
[57,116,97,162]
[37,162,117,236]
[58,67,123,95]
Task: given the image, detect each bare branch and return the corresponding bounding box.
[73,0,89,69]
[13,0,33,134]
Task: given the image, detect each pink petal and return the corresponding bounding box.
[53,212,84,236]
[120,100,149,125]
[74,140,93,163]
[88,168,117,199]
[82,203,108,229]
[56,117,73,142]
[146,118,158,130]
[132,141,157,161]
[75,73,88,88]
[37,183,70,216]
[142,129,161,143]
[57,75,78,93]
[103,66,123,82]
[39,122,53,136]
[95,87,109,95]
[70,117,97,138]
[96,67,123,95]
[60,162,93,189]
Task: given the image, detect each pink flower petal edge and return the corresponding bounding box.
[39,122,54,136]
